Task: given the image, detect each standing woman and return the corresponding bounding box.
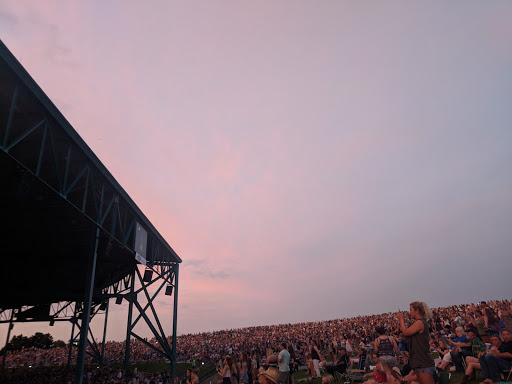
[240,352,250,384]
[397,301,435,384]
[251,351,260,384]
[374,326,400,384]
[466,310,488,342]
[217,357,232,384]
[310,339,322,378]
[483,307,501,336]
[288,343,297,384]
[191,369,200,384]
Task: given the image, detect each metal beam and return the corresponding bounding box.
[67,305,78,368]
[131,276,167,329]
[130,332,169,360]
[2,85,18,149]
[172,264,179,378]
[131,300,170,357]
[1,309,15,369]
[124,270,135,371]
[74,227,100,384]
[100,300,109,368]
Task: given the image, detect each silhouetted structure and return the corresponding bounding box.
[0,39,181,384]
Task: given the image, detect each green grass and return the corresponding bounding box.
[290,361,480,384]
[292,369,322,384]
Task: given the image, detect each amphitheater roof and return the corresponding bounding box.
[0,39,181,310]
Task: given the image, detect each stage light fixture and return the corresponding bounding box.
[143,268,153,282]
[165,285,173,296]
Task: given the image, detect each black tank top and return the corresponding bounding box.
[406,319,435,369]
[377,337,395,357]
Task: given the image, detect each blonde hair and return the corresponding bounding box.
[322,374,335,384]
[410,301,432,319]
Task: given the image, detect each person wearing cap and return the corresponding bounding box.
[278,342,290,384]
[450,329,485,373]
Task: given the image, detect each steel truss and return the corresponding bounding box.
[1,262,180,382]
[1,44,179,269]
[1,40,181,384]
[124,263,179,371]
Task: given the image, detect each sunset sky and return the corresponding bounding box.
[1,1,511,343]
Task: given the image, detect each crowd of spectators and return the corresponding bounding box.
[173,300,511,364]
[1,299,510,384]
[0,365,171,384]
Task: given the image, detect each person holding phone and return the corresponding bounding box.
[217,357,233,384]
[397,302,435,384]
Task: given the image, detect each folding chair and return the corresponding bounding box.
[344,353,370,383]
[503,367,511,382]
[470,344,485,380]
[333,371,345,383]
[331,357,351,382]
[333,356,355,383]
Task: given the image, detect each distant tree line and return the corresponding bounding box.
[1,332,66,353]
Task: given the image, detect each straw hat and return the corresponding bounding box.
[260,367,280,384]
[268,355,278,364]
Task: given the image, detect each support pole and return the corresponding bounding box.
[100,300,109,368]
[67,304,78,369]
[172,264,179,379]
[2,85,18,148]
[2,309,15,370]
[74,227,100,384]
[124,270,135,372]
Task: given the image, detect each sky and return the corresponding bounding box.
[1,1,511,344]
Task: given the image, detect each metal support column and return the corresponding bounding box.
[172,264,179,378]
[100,300,109,368]
[124,271,135,371]
[74,227,100,384]
[2,309,15,370]
[67,303,78,368]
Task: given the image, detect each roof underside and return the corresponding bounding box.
[0,40,181,309]
[1,151,137,307]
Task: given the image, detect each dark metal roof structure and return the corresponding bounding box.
[0,39,181,310]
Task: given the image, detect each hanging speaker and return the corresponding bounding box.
[165,285,173,296]
[143,269,153,282]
